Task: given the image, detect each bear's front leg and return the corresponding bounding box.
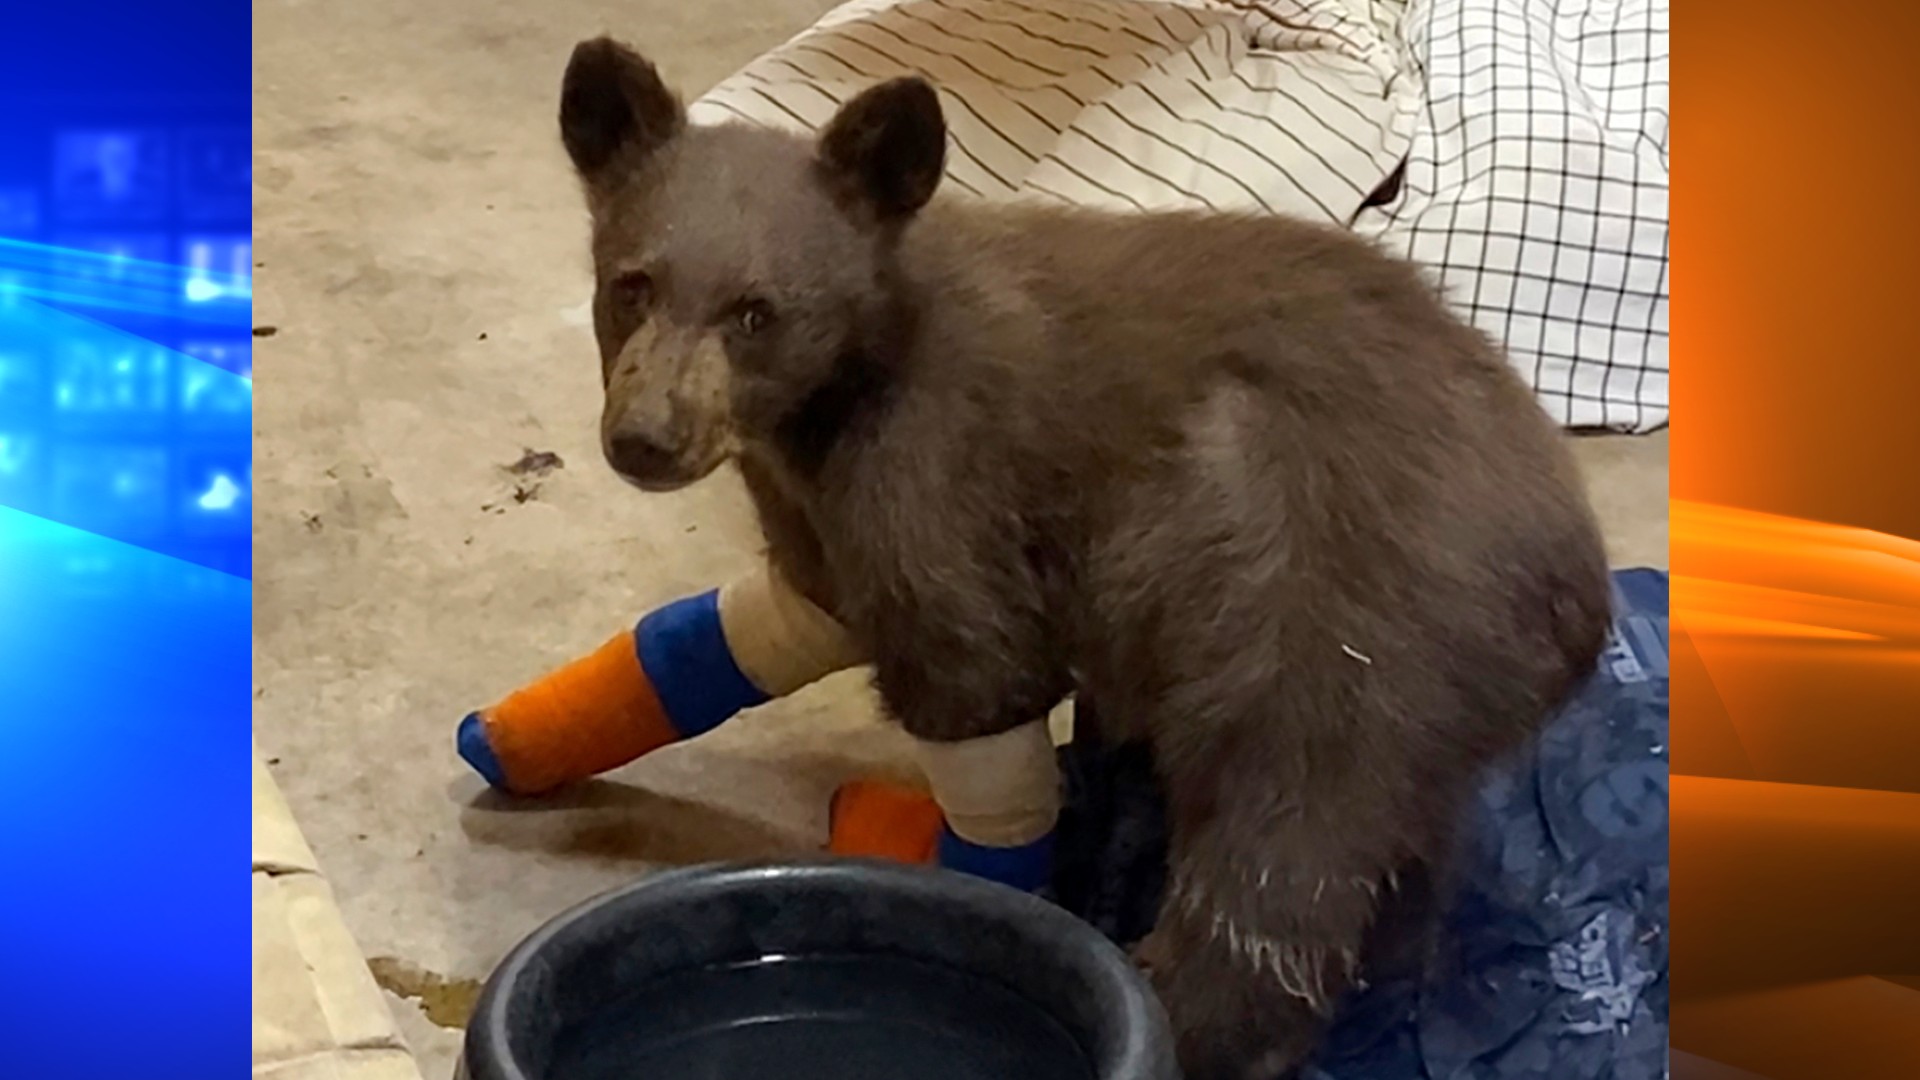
[860,616,1071,891]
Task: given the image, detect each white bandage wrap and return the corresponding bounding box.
[717,564,865,697]
[916,721,1061,848]
[717,564,1057,849]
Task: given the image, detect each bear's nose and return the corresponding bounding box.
[603,430,679,483]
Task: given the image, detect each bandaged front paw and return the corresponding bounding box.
[919,720,1062,891]
[457,563,863,794]
[826,721,1063,892]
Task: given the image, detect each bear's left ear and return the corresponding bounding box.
[817,77,947,222]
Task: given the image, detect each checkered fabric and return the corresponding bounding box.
[1355,0,1669,431]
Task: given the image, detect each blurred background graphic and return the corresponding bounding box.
[1,108,251,580]
[1,6,251,1078]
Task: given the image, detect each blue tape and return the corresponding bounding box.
[937,825,1057,893]
[456,712,508,789]
[636,589,771,738]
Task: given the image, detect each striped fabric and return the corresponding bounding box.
[690,0,1410,225]
[689,0,1669,432]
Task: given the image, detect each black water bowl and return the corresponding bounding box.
[457,860,1176,1080]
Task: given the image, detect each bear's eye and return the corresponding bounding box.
[734,297,775,337]
[609,270,653,310]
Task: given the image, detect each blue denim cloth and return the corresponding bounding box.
[1051,569,1670,1080]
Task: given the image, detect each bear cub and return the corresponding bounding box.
[557,37,1610,1080]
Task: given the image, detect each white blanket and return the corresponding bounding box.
[691,0,1669,432]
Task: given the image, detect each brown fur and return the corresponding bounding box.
[559,39,1610,1079]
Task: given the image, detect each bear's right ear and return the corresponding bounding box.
[559,38,684,183]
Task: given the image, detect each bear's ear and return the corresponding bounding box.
[559,38,684,183]
[817,77,947,221]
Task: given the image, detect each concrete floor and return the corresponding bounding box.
[251,2,1667,1075]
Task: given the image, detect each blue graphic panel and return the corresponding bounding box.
[52,130,173,222]
[179,128,252,221]
[1,298,249,575]
[0,507,250,1080]
[2,4,251,1077]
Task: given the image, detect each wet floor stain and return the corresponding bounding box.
[367,955,484,1029]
